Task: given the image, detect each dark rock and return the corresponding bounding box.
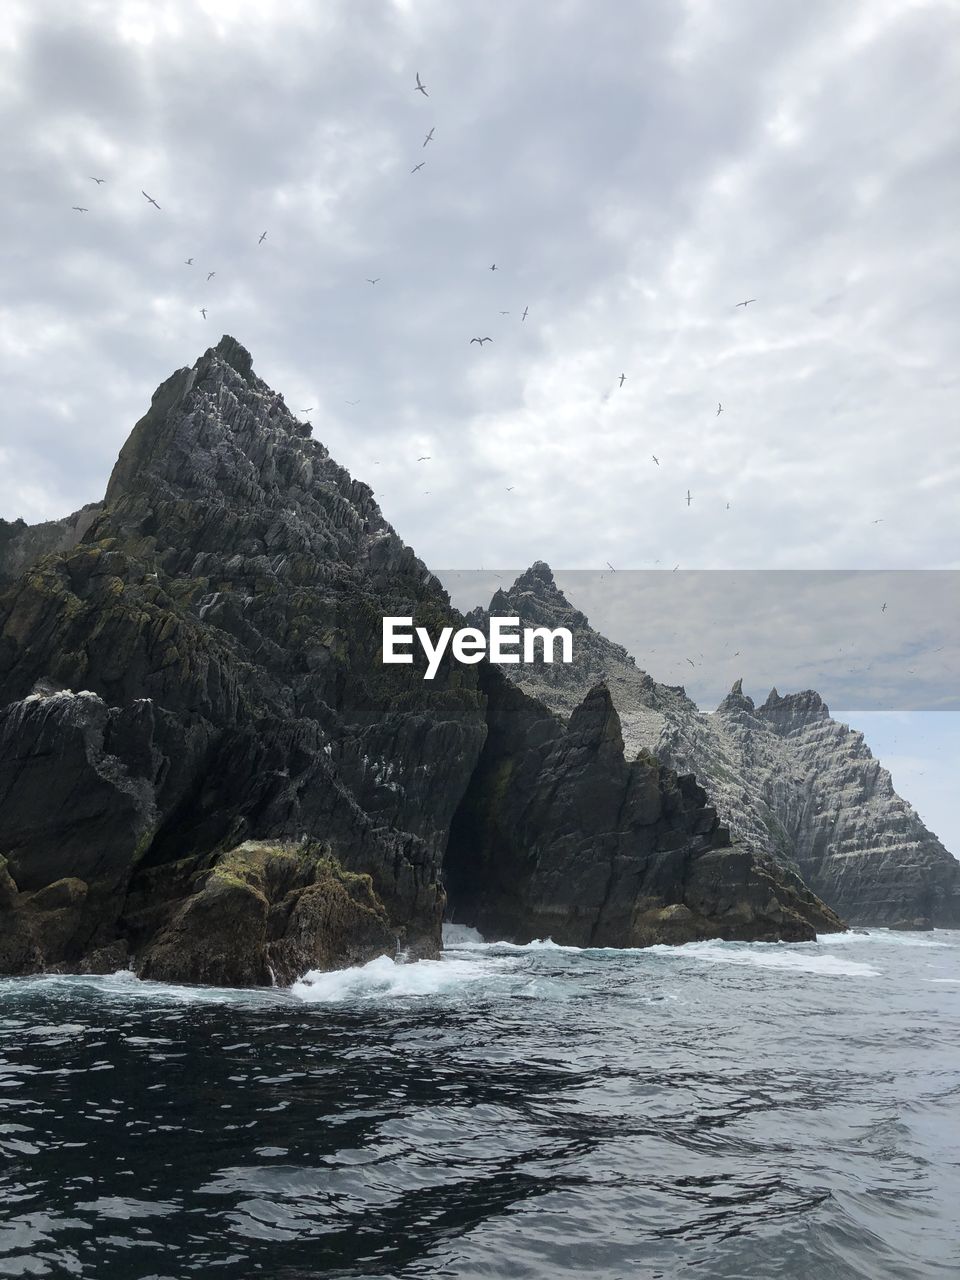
[0,339,845,983]
[444,675,843,946]
[79,942,130,975]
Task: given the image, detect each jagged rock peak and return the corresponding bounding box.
[106,336,308,506]
[568,681,624,752]
[498,562,568,611]
[211,334,255,382]
[759,687,830,730]
[493,562,591,633]
[716,676,756,715]
[517,560,556,588]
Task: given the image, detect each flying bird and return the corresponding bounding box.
[300,407,313,414]
[366,278,380,284]
[141,190,161,209]
[411,162,425,173]
[345,399,360,405]
[686,490,692,506]
[871,518,883,524]
[415,72,428,96]
[258,230,267,245]
[206,271,215,281]
[489,263,497,271]
[89,176,105,184]
[184,257,194,265]
[423,128,435,147]
[521,306,529,321]
[506,486,514,491]
[71,206,88,212]
[499,310,510,315]
[619,373,626,388]
[417,456,431,461]
[685,658,695,668]
[717,402,722,415]
[652,455,659,466]
[470,336,492,345]
[200,308,207,319]
[881,602,887,613]
[606,562,616,572]
[735,298,756,307]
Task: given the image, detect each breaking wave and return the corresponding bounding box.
[291,953,499,1003]
[441,921,486,947]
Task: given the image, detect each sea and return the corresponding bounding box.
[1,927,958,1280]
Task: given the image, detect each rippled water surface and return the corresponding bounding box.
[1,928,958,1279]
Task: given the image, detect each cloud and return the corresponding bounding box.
[0,0,957,571]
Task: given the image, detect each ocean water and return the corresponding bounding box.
[1,929,958,1280]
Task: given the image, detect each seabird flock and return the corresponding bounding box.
[72,178,270,329]
[64,67,827,542]
[385,80,751,520]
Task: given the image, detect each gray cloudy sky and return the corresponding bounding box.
[1,1,958,847]
[2,0,958,570]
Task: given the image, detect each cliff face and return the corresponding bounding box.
[712,686,960,928]
[445,675,842,947]
[482,564,960,930]
[0,340,843,984]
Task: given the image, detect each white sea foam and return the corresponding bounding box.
[820,929,951,948]
[649,939,880,977]
[454,936,584,955]
[441,922,486,947]
[441,924,583,954]
[291,954,494,1003]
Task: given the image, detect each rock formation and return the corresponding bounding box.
[444,674,842,946]
[480,563,960,929]
[0,339,844,983]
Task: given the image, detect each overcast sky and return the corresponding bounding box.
[2,0,958,569]
[1,1,957,846]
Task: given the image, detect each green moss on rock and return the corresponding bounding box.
[136,840,397,987]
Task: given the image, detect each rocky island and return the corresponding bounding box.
[0,338,844,984]
[478,563,960,930]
